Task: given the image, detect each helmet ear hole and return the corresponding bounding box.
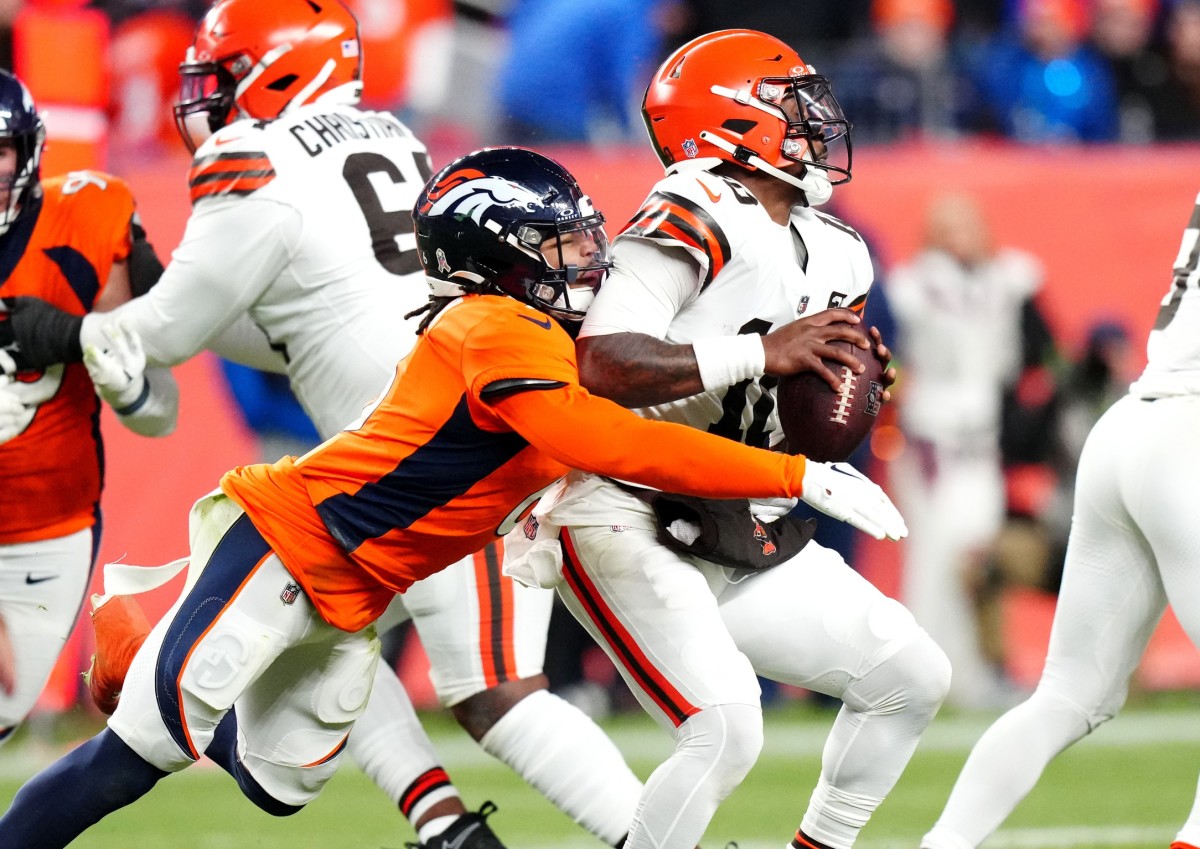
[721,118,756,134]
[267,75,299,91]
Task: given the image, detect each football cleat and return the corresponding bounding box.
[82,594,151,715]
[404,801,506,849]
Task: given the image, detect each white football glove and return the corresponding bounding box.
[800,460,908,541]
[0,377,29,445]
[83,321,148,412]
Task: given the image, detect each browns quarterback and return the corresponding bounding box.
[537,29,946,849]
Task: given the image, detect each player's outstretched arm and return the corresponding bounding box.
[492,383,906,540]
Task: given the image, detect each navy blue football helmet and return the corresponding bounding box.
[0,70,44,236]
[413,147,610,328]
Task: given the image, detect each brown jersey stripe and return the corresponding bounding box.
[189,175,277,203]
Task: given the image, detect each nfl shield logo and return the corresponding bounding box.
[280,581,300,606]
[798,294,810,315]
[682,138,699,159]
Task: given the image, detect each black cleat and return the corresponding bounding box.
[405,802,505,849]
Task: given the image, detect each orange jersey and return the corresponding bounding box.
[0,172,136,543]
[222,294,809,632]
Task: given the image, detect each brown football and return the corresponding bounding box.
[777,327,886,462]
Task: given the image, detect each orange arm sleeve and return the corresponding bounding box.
[489,382,808,499]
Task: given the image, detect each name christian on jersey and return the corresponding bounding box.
[288,111,411,158]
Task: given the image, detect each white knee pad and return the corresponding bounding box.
[676,702,764,798]
[843,632,951,719]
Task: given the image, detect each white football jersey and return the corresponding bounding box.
[547,169,873,526]
[581,169,874,448]
[90,94,433,438]
[1131,193,1200,398]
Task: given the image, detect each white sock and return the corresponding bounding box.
[349,665,461,824]
[479,689,642,845]
[417,814,461,843]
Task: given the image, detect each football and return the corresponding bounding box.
[776,326,886,463]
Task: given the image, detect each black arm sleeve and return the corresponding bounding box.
[0,296,84,369]
[128,219,165,298]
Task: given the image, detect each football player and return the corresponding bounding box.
[0,1,635,846]
[0,69,176,745]
[919,192,1200,849]
[0,145,905,849]
[535,30,950,849]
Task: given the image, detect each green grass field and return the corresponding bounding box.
[2,696,1197,849]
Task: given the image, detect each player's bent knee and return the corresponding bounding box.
[681,703,764,795]
[900,632,954,713]
[845,632,952,719]
[239,749,341,811]
[1029,683,1111,733]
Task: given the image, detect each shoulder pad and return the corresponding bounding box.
[42,170,136,223]
[620,187,731,290]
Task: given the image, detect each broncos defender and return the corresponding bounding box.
[0,1,630,845]
[0,146,906,848]
[0,68,176,746]
[539,30,951,849]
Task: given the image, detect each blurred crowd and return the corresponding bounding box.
[0,0,1192,156]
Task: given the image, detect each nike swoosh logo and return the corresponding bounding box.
[518,314,553,330]
[444,822,481,849]
[25,574,58,585]
[213,135,238,146]
[697,179,721,204]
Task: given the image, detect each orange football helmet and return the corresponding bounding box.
[641,29,852,205]
[173,0,363,152]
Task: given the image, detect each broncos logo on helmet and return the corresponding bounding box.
[419,171,545,235]
[412,147,611,333]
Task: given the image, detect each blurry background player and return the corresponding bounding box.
[0,145,896,849]
[0,2,649,847]
[887,192,1054,709]
[540,30,947,849]
[0,68,176,745]
[918,191,1200,849]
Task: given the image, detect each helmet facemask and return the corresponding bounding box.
[513,216,611,326]
[767,74,852,188]
[0,123,45,236]
[706,71,852,206]
[173,48,238,152]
